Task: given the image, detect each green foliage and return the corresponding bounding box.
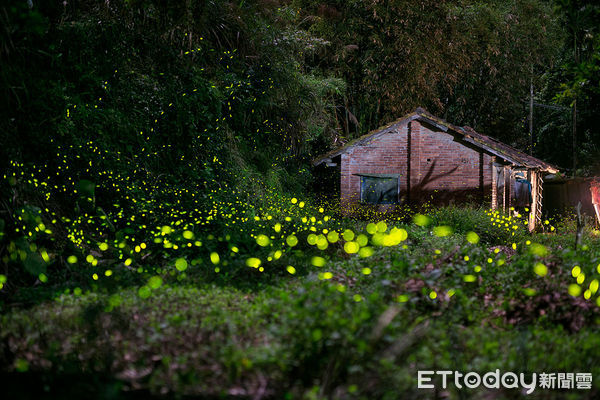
[292,0,562,146]
[429,206,529,244]
[1,189,600,397]
[3,224,600,398]
[1,1,600,398]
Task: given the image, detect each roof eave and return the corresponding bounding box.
[461,136,521,165]
[313,112,420,166]
[313,107,559,174]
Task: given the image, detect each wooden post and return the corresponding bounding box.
[503,166,510,214]
[528,170,537,231]
[575,202,583,250]
[406,122,411,204]
[592,181,600,227]
[502,168,506,213]
[506,167,512,213]
[536,173,543,228]
[479,152,484,203]
[491,157,497,210]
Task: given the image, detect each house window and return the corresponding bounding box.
[360,176,399,204]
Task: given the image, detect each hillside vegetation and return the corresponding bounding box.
[1,1,600,399]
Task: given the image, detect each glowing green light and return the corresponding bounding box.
[359,246,374,258]
[148,276,162,289]
[413,213,431,227]
[246,257,261,268]
[286,235,298,247]
[175,258,188,271]
[344,241,359,254]
[568,284,582,297]
[256,234,270,247]
[138,286,151,298]
[311,256,326,267]
[533,262,547,277]
[342,229,355,241]
[433,225,452,237]
[466,231,479,244]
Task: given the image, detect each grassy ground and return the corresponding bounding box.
[1,205,600,399]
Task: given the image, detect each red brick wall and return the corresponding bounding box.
[340,120,493,208]
[341,121,409,204]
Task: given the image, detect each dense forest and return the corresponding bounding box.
[2,0,600,178]
[1,0,600,398]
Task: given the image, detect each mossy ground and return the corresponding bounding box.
[2,206,599,399]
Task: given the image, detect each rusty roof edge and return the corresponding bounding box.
[459,127,559,173]
[314,107,455,165]
[313,107,559,173]
[312,111,420,166]
[414,108,458,131]
[410,108,557,171]
[461,136,521,165]
[409,109,528,165]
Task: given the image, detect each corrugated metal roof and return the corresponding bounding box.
[313,107,558,173]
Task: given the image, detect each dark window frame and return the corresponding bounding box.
[359,175,400,205]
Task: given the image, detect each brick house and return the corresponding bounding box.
[314,108,558,230]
